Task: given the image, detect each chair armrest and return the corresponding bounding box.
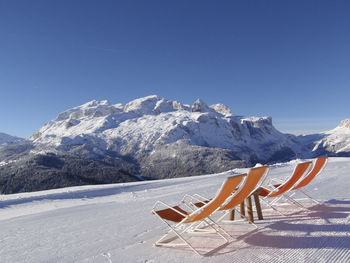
[193,193,210,201]
[269,178,284,188]
[270,178,284,183]
[180,194,196,204]
[181,194,208,209]
[181,193,209,204]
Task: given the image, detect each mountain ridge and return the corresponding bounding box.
[0,132,23,145]
[30,95,300,163]
[0,95,349,194]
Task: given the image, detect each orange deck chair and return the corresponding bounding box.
[151,174,244,256]
[284,157,328,205]
[189,166,270,226]
[252,161,312,215]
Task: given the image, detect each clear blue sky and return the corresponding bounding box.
[1,0,349,138]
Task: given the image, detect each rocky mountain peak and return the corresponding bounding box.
[338,119,350,129]
[210,103,232,116]
[124,95,160,115]
[191,99,209,113]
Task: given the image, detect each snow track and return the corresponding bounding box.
[0,157,350,262]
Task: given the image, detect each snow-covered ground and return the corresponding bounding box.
[1,157,350,262]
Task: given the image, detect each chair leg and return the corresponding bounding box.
[246,195,254,223]
[202,217,230,242]
[283,194,309,211]
[154,215,229,256]
[155,222,203,256]
[192,215,231,240]
[233,207,258,228]
[253,194,263,220]
[260,198,287,216]
[240,200,245,218]
[298,189,320,204]
[229,209,235,220]
[215,208,258,229]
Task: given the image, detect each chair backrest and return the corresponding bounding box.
[220,166,269,210]
[292,157,328,190]
[268,161,312,198]
[185,174,244,223]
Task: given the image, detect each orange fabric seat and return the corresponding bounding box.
[152,174,245,256]
[191,166,270,224]
[192,166,269,211]
[281,157,329,205]
[220,166,269,210]
[292,157,328,190]
[154,206,190,223]
[256,187,270,197]
[256,161,312,198]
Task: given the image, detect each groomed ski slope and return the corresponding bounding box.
[1,157,350,262]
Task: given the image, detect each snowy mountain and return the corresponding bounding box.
[309,119,350,157]
[0,95,348,194]
[30,95,299,164]
[0,132,23,145]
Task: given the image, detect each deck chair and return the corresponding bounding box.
[283,157,328,205]
[253,161,312,215]
[188,166,270,226]
[151,174,245,256]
